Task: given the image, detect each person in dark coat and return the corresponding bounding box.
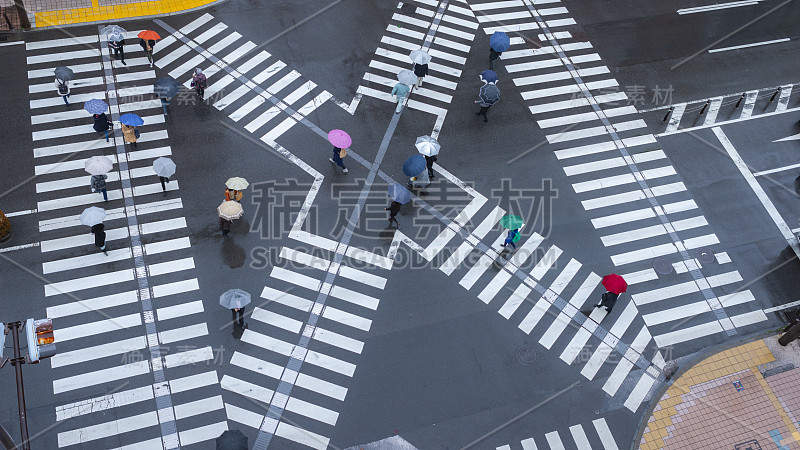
[93,113,112,142]
[329,147,348,173]
[595,291,619,313]
[425,155,437,180]
[489,48,502,70]
[385,201,401,228]
[779,316,800,346]
[108,38,126,65]
[139,39,156,68]
[91,174,108,202]
[231,300,247,328]
[219,217,232,237]
[91,223,107,255]
[413,62,428,88]
[475,98,492,123]
[501,228,519,249]
[159,176,170,197]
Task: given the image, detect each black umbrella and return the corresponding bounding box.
[479,83,500,105]
[54,66,74,82]
[216,429,247,450]
[154,77,181,98]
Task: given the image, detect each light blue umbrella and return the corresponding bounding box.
[490,31,510,52]
[219,289,251,309]
[402,154,426,177]
[83,98,108,115]
[388,184,411,204]
[119,113,144,126]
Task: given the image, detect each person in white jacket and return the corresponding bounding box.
[55,78,70,105]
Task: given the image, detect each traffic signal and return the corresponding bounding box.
[25,318,56,363]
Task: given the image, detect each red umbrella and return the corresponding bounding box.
[137,30,161,40]
[602,274,627,294]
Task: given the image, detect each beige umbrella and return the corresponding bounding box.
[218,201,244,220]
[225,177,249,190]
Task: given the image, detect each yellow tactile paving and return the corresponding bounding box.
[638,340,777,450]
[33,0,217,28]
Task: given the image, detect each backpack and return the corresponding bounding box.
[198,75,207,89]
[57,81,68,95]
[92,175,107,190]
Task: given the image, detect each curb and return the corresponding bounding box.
[23,0,230,31]
[629,326,784,450]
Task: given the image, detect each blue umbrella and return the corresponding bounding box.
[480,70,498,84]
[490,31,510,52]
[388,183,411,204]
[402,154,426,177]
[83,98,108,114]
[119,113,144,126]
[154,77,180,98]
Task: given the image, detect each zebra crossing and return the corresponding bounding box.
[146,13,333,145]
[357,0,479,137]
[467,0,767,351]
[650,83,800,135]
[26,30,226,448]
[220,245,390,449]
[496,418,619,450]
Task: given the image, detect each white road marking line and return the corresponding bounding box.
[518,297,551,334]
[509,233,545,268]
[478,270,514,304]
[151,277,199,298]
[305,349,357,377]
[702,97,723,125]
[322,306,372,331]
[174,396,223,421]
[643,300,711,326]
[624,373,657,412]
[159,323,208,344]
[678,0,761,14]
[47,290,138,319]
[164,346,213,368]
[45,268,135,296]
[602,357,634,396]
[529,245,562,281]
[270,266,322,292]
[144,236,191,256]
[313,327,364,354]
[147,256,195,277]
[51,336,146,368]
[222,374,275,403]
[739,90,758,119]
[53,360,150,394]
[544,431,566,450]
[169,371,219,394]
[665,103,686,132]
[25,35,97,50]
[329,285,380,310]
[654,321,724,347]
[709,38,789,53]
[775,84,792,112]
[178,422,228,447]
[594,418,620,449]
[753,162,800,177]
[57,411,158,447]
[499,284,532,319]
[440,242,474,276]
[538,105,635,129]
[538,311,571,350]
[260,286,313,312]
[714,127,800,258]
[156,300,204,321]
[520,438,538,450]
[56,385,153,421]
[459,254,496,289]
[274,421,328,450]
[286,397,339,426]
[569,424,592,449]
[730,310,768,327]
[719,290,756,307]
[251,308,304,333]
[178,12,214,35]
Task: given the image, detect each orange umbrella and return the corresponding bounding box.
[137,30,161,40]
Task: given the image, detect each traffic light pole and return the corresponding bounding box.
[7,322,30,450]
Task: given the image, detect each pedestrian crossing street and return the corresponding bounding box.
[149,13,334,145]
[466,0,767,346]
[653,83,799,135]
[496,418,620,450]
[358,0,480,137]
[27,31,226,448]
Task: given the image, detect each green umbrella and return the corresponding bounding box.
[499,214,524,230]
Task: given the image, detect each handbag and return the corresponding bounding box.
[134,129,140,138]
[339,148,347,158]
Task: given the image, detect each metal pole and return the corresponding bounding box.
[734,93,745,109]
[769,87,780,102]
[0,422,16,450]
[662,106,673,122]
[8,322,30,450]
[699,100,710,115]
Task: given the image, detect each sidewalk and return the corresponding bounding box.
[2,0,223,29]
[638,332,800,450]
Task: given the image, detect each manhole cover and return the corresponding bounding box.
[695,247,715,264]
[518,346,536,364]
[400,2,416,14]
[653,256,673,275]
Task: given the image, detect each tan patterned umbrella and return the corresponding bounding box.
[217,201,243,220]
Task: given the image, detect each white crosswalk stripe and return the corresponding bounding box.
[25,26,226,448]
[495,418,621,450]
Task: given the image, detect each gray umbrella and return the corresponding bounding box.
[479,83,500,105]
[54,66,74,81]
[152,157,176,177]
[100,24,127,42]
[219,289,251,309]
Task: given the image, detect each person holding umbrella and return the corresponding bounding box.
[86,98,111,141]
[154,77,180,116]
[225,177,249,202]
[386,183,411,228]
[475,83,500,123]
[86,156,113,202]
[328,129,352,174]
[501,229,520,249]
[499,214,524,250]
[414,135,440,182]
[101,25,127,64]
[220,289,251,329]
[191,68,207,99]
[489,31,510,70]
[108,38,126,65]
[595,274,627,313]
[409,49,431,88]
[153,157,176,197]
[403,154,426,188]
[80,206,107,256]
[218,200,244,237]
[54,66,73,106]
[91,223,108,255]
[120,113,143,149]
[480,69,498,85]
[138,30,161,68]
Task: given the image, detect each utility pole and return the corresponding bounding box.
[6,322,31,450]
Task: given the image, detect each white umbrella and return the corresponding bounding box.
[218,201,244,220]
[84,156,113,175]
[397,70,417,86]
[225,177,249,190]
[415,135,440,156]
[152,157,176,177]
[409,49,431,65]
[219,289,251,309]
[79,206,106,226]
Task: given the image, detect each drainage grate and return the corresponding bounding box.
[695,247,715,264]
[518,346,536,364]
[653,256,674,275]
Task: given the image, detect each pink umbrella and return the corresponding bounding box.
[328,129,352,148]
